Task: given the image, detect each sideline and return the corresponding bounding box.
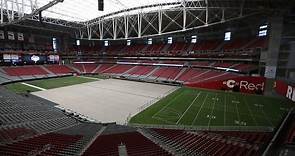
[78,76,100,80]
[21,82,47,91]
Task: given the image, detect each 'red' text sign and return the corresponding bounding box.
[275,80,295,102]
[185,76,266,94]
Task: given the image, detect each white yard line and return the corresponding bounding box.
[207,93,218,127]
[21,83,46,91]
[152,90,185,118]
[191,93,209,125]
[234,96,241,122]
[176,92,201,125]
[242,96,258,126]
[224,94,227,126]
[229,95,241,122]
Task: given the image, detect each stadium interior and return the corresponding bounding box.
[0,0,295,156]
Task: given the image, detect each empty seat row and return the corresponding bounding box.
[0,110,65,125]
[0,133,82,156]
[146,128,268,156]
[70,37,267,57]
[3,66,48,76]
[82,131,172,156]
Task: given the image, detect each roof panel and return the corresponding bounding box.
[37,0,181,22]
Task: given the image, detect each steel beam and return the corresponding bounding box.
[84,6,261,40]
[0,0,64,26]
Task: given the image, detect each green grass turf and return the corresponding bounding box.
[129,87,294,129]
[28,76,98,89]
[5,83,41,94]
[83,74,109,79]
[5,76,98,93]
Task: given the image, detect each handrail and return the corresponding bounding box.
[262,108,294,156]
[129,123,274,132]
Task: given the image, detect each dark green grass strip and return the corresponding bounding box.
[5,83,41,94]
[27,76,97,89]
[5,76,98,94]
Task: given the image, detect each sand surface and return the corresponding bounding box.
[33,79,177,124]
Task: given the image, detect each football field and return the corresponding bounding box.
[129,87,293,130]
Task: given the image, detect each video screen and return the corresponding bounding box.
[3,54,20,63]
[48,55,60,63]
[23,55,47,65]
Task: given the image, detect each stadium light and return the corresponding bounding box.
[224,32,231,41]
[76,40,81,46]
[259,25,268,29]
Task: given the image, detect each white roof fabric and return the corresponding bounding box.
[31,0,181,22]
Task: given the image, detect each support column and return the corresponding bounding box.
[0,0,3,24]
[124,15,128,39]
[287,41,295,80]
[158,9,162,34]
[87,24,92,40]
[205,0,208,25]
[263,13,284,95]
[113,18,117,40]
[183,5,186,31]
[99,20,103,40]
[264,13,284,79]
[138,13,142,38]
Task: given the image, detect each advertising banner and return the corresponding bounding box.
[23,55,47,64]
[185,76,266,94]
[2,54,19,63]
[275,80,295,102]
[48,55,60,62]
